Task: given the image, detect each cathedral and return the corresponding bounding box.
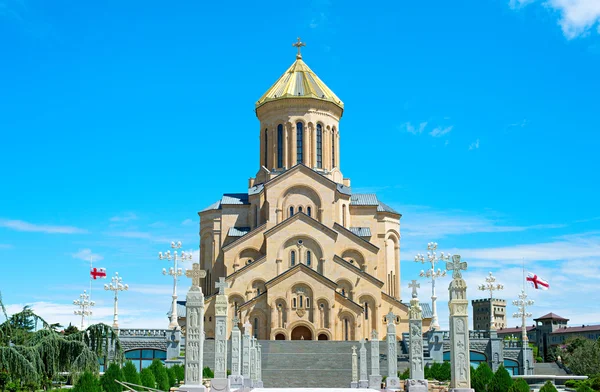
[198,42,432,341]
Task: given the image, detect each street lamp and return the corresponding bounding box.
[478,272,504,330]
[512,289,534,344]
[414,242,449,331]
[159,241,193,330]
[73,290,95,330]
[104,272,129,330]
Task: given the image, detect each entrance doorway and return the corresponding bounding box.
[275,333,286,340]
[317,333,329,340]
[291,325,312,340]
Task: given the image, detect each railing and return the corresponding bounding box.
[503,340,523,349]
[469,331,490,339]
[119,329,168,338]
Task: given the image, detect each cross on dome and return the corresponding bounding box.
[446,255,468,279]
[292,37,306,59]
[185,263,206,287]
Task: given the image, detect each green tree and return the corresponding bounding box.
[539,380,558,392]
[430,362,442,380]
[167,366,176,387]
[72,371,101,392]
[576,384,594,392]
[424,364,431,379]
[0,371,8,392]
[203,366,214,379]
[62,324,79,336]
[559,337,600,376]
[122,361,141,386]
[508,378,530,392]
[140,368,156,389]
[438,362,451,381]
[473,362,493,392]
[489,365,513,392]
[148,359,170,391]
[100,362,124,392]
[171,364,184,384]
[399,368,409,380]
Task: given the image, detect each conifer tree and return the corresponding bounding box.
[122,361,141,386]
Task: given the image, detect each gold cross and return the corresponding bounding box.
[292,37,306,59]
[185,263,206,287]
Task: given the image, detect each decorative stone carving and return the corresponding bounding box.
[228,316,243,388]
[350,346,358,388]
[211,278,230,392]
[407,280,428,392]
[242,321,252,387]
[447,255,474,392]
[255,342,264,387]
[369,330,382,389]
[385,311,400,390]
[359,339,369,388]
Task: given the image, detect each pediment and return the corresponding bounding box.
[264,212,338,241]
[264,164,340,193]
[265,263,338,292]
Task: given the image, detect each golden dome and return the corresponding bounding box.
[255,57,344,110]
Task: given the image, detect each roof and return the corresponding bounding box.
[256,57,343,110]
[551,325,600,334]
[350,193,401,215]
[221,193,249,205]
[336,184,352,196]
[421,303,433,319]
[349,227,372,237]
[497,326,537,334]
[535,312,569,322]
[228,227,251,237]
[377,201,400,214]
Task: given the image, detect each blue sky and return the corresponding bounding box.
[1,0,599,330]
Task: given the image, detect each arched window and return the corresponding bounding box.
[341,288,346,297]
[299,295,303,308]
[316,124,323,168]
[277,124,284,168]
[293,298,297,308]
[291,251,296,266]
[296,122,303,164]
[254,318,258,338]
[344,318,349,341]
[307,206,312,217]
[332,131,336,167]
[306,251,312,267]
[264,128,268,167]
[289,206,294,217]
[298,206,303,213]
[306,298,310,308]
[365,303,369,320]
[256,287,261,296]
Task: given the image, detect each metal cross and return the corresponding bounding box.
[185,263,206,287]
[446,254,468,279]
[292,37,306,59]
[385,311,396,324]
[215,277,228,295]
[408,279,420,298]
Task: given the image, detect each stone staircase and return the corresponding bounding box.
[534,362,568,376]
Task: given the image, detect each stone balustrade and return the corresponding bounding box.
[119,328,168,337]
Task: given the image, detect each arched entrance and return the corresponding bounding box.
[317,333,329,341]
[291,325,312,340]
[275,333,286,340]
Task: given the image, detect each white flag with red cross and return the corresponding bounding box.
[90,267,107,280]
[526,272,549,290]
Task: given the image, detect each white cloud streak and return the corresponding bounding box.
[469,139,480,150]
[109,212,138,222]
[0,219,87,234]
[429,126,453,137]
[71,248,103,262]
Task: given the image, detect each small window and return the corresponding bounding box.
[306,251,312,266]
[306,298,310,308]
[297,122,304,164]
[299,206,303,213]
[293,298,297,308]
[365,303,369,320]
[291,251,296,266]
[316,124,323,169]
[300,295,303,308]
[254,318,258,338]
[307,206,312,217]
[289,206,294,217]
[277,124,284,168]
[209,317,212,322]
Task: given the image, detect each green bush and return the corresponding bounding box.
[140,368,156,389]
[489,365,513,392]
[122,361,141,386]
[424,364,431,379]
[72,371,101,392]
[539,380,558,392]
[101,362,124,392]
[149,359,170,391]
[473,362,493,392]
[399,368,410,380]
[439,362,451,381]
[429,362,442,380]
[167,367,176,387]
[576,384,594,392]
[590,375,600,391]
[171,364,185,383]
[203,366,214,379]
[508,378,530,392]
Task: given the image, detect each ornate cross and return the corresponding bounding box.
[215,277,228,295]
[386,311,396,324]
[409,279,420,298]
[243,320,252,334]
[446,254,468,279]
[185,263,206,287]
[233,315,240,326]
[292,37,306,59]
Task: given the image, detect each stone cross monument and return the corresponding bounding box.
[228,316,244,389]
[211,277,230,392]
[385,311,400,390]
[447,255,474,392]
[407,279,428,392]
[179,263,206,392]
[350,346,358,388]
[359,339,369,388]
[255,342,264,387]
[242,320,252,387]
[250,336,258,386]
[369,330,382,389]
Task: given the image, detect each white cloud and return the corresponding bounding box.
[469,139,480,150]
[510,0,600,39]
[0,218,87,234]
[109,212,138,222]
[429,125,453,137]
[401,121,428,135]
[181,219,194,226]
[71,248,103,262]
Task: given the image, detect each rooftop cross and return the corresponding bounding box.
[409,279,420,298]
[215,277,228,295]
[385,311,396,324]
[185,263,206,287]
[292,37,306,59]
[446,254,468,279]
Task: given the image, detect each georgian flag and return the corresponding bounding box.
[527,272,549,290]
[90,267,107,280]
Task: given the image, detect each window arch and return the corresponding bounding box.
[289,206,294,217]
[316,124,323,168]
[365,302,369,320]
[254,317,258,338]
[296,122,303,164]
[264,128,268,167]
[332,131,336,167]
[291,250,296,266]
[298,206,303,213]
[307,206,312,217]
[277,124,284,168]
[306,251,312,267]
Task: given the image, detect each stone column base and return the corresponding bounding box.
[350,381,358,388]
[386,376,401,390]
[254,380,264,388]
[210,378,230,392]
[243,378,253,387]
[177,385,206,392]
[406,379,428,392]
[359,379,369,388]
[228,375,243,390]
[369,375,382,389]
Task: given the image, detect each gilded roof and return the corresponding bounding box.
[256,58,344,110]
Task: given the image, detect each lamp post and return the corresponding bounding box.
[478,272,504,330]
[73,290,95,330]
[104,272,129,330]
[414,242,449,331]
[513,289,534,344]
[159,241,193,330]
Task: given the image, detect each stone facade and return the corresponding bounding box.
[196,51,431,341]
[472,298,507,330]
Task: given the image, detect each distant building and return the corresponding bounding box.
[472,298,507,330]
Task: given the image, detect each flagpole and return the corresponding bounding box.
[89,256,93,326]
